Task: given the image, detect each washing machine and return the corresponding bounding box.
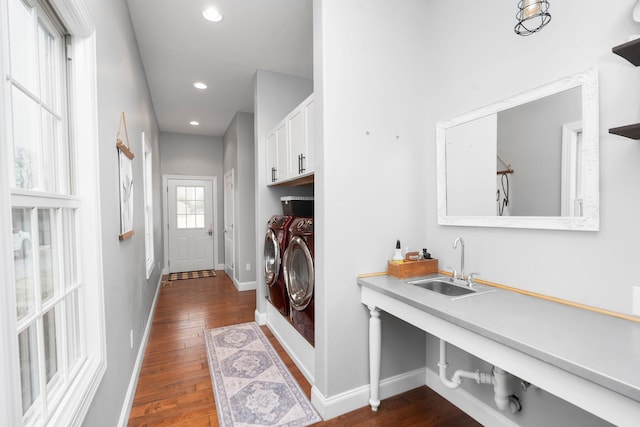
[264,215,295,316]
[283,217,314,346]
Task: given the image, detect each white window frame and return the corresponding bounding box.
[142,132,154,279]
[0,0,105,426]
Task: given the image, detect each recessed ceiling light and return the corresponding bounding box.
[202,7,222,22]
[194,82,207,90]
[190,121,200,126]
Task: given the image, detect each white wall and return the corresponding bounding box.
[446,114,497,216]
[421,1,639,425]
[425,0,640,318]
[313,0,431,398]
[82,0,163,425]
[160,131,225,266]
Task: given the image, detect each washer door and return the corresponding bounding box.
[264,229,280,287]
[283,236,314,311]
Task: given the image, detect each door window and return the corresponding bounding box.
[176,185,205,229]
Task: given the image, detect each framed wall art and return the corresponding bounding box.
[116,112,135,240]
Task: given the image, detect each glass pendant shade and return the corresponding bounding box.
[515,0,551,36]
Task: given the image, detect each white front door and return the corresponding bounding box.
[223,170,235,277]
[167,178,215,273]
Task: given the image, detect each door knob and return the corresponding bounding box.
[208,228,213,236]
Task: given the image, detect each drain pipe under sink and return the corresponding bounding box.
[438,339,522,414]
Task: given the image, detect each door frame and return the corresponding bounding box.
[162,174,218,274]
[223,169,235,279]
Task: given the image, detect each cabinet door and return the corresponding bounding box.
[288,94,314,178]
[266,129,278,184]
[275,120,288,182]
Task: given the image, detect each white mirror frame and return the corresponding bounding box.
[436,68,599,231]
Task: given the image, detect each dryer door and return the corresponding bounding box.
[284,236,314,310]
[264,229,280,287]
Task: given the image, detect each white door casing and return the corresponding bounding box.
[224,170,235,278]
[165,176,216,273]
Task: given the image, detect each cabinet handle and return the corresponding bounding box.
[271,167,277,182]
[299,154,306,174]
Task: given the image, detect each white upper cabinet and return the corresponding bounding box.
[266,93,314,186]
[287,94,314,179]
[266,119,289,184]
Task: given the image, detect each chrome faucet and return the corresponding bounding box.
[453,237,465,281]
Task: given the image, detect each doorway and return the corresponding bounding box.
[164,176,217,273]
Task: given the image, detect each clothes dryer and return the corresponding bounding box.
[283,217,314,346]
[264,215,295,316]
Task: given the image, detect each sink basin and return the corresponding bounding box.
[406,277,496,299]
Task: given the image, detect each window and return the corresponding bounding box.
[1,0,105,426]
[142,133,154,278]
[176,185,206,229]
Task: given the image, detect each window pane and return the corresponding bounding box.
[12,88,40,190]
[37,21,57,108]
[186,186,195,201]
[186,200,196,214]
[195,186,204,200]
[8,0,38,93]
[39,209,58,303]
[19,324,40,415]
[195,214,204,228]
[43,308,59,384]
[176,186,186,201]
[66,292,81,369]
[13,208,35,320]
[186,214,195,228]
[41,109,58,193]
[62,209,77,288]
[177,201,186,215]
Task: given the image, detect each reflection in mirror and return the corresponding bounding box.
[437,68,599,231]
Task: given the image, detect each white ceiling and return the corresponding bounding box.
[126,0,313,137]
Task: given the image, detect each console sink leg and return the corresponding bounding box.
[368,305,381,411]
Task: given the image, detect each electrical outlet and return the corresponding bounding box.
[130,329,134,349]
[633,287,640,316]
[246,263,251,271]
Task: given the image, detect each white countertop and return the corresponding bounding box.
[357,273,640,403]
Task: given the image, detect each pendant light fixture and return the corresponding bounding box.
[515,0,551,36]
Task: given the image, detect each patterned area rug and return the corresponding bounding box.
[204,322,321,427]
[168,269,216,281]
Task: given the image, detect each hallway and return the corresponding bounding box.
[127,272,480,426]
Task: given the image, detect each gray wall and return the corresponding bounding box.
[160,132,225,267]
[223,111,257,285]
[82,0,163,425]
[498,87,582,216]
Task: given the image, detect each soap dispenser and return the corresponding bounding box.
[392,240,403,261]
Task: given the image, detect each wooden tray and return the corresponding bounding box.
[388,258,438,279]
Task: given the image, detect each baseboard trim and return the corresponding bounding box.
[233,278,257,291]
[255,309,267,325]
[424,368,520,427]
[117,274,163,427]
[265,303,315,385]
[311,368,426,421]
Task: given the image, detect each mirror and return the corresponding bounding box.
[436,68,599,231]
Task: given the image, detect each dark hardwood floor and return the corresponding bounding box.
[128,272,480,426]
